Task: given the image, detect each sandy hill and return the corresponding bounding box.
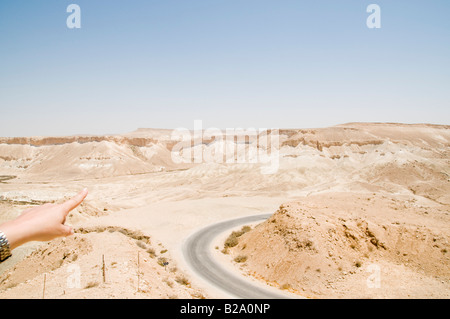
[226,192,449,298]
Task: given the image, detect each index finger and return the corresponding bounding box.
[61,188,88,213]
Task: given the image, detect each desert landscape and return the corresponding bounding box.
[0,122,448,299]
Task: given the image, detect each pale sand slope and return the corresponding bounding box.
[0,123,448,298]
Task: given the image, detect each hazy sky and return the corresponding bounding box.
[0,0,449,136]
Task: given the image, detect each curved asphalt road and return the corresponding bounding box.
[182,214,291,299]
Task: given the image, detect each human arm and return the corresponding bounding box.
[0,188,88,253]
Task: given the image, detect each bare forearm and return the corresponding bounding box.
[0,188,87,254]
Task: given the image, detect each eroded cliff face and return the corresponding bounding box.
[0,123,449,185]
[0,136,160,147]
[0,131,184,180]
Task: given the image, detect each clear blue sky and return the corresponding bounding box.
[0,0,449,136]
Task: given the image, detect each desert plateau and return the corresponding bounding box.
[0,122,449,299]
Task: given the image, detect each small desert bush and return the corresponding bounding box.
[224,226,252,248]
[147,247,156,258]
[175,275,190,286]
[234,255,248,263]
[224,235,239,248]
[280,283,292,290]
[157,257,168,267]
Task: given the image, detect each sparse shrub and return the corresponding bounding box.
[240,226,251,233]
[157,257,168,267]
[234,255,248,263]
[175,275,190,286]
[224,226,252,248]
[169,266,177,273]
[280,283,292,290]
[147,247,156,258]
[304,240,313,248]
[224,234,239,248]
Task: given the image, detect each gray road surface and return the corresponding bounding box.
[182,213,292,299]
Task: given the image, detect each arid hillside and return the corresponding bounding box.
[0,123,448,298]
[226,192,449,298]
[0,130,183,180]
